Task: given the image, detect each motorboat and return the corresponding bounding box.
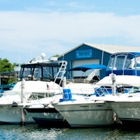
[0,83,15,97]
[24,64,107,127]
[51,64,114,128]
[0,53,67,124]
[65,64,106,95]
[24,94,86,128]
[92,88,140,126]
[52,52,140,127]
[53,95,113,127]
[89,52,140,126]
[0,84,15,92]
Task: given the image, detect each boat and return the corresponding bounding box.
[0,84,14,91]
[24,64,107,127]
[52,82,114,128]
[65,64,106,95]
[0,83,15,97]
[24,94,86,128]
[0,53,67,124]
[52,52,140,128]
[89,52,140,126]
[51,64,114,128]
[52,96,113,127]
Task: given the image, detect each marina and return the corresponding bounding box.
[1,52,140,128]
[1,0,140,139]
[1,52,140,140]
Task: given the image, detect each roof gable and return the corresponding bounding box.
[58,43,140,58]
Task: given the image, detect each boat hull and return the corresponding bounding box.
[106,101,140,125]
[25,107,70,128]
[0,104,34,124]
[53,101,113,127]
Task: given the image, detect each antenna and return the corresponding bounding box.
[101,51,104,65]
[19,50,20,64]
[114,26,119,45]
[41,53,46,60]
[62,53,64,60]
[30,52,32,61]
[101,33,105,65]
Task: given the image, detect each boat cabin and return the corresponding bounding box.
[19,55,67,86]
[106,52,140,76]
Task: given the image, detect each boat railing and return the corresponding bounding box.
[27,88,63,101]
[1,91,32,104]
[69,88,95,96]
[27,87,97,102]
[93,86,132,97]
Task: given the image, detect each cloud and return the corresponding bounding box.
[0,10,140,63]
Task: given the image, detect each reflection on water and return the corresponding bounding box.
[0,124,140,140]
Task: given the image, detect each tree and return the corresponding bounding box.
[53,54,60,57]
[0,58,12,72]
[0,58,16,84]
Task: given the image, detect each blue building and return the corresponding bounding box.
[58,43,140,81]
[58,43,111,81]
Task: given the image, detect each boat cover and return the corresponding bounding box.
[68,64,106,72]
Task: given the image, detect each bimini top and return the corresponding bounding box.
[106,51,140,76]
[68,64,107,72]
[111,52,140,57]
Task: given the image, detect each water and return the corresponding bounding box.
[0,124,140,140]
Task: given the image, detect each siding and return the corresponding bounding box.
[59,44,111,79]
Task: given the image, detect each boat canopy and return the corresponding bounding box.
[68,64,107,72]
[0,71,16,78]
[111,52,140,57]
[106,52,140,76]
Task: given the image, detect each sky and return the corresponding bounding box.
[0,0,140,64]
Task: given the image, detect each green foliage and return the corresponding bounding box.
[53,54,60,57]
[0,58,12,73]
[0,58,17,84]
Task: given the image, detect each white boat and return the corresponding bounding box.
[52,52,140,127]
[90,52,140,126]
[24,94,87,127]
[24,64,107,127]
[51,64,114,128]
[93,91,140,126]
[53,97,113,127]
[65,64,106,95]
[0,53,67,124]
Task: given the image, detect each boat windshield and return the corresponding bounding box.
[129,86,140,93]
[19,64,59,81]
[107,55,126,70]
[107,53,139,70]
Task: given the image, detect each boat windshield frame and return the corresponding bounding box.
[19,62,64,81]
[106,52,140,76]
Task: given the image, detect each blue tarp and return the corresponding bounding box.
[0,84,15,91]
[68,64,107,72]
[0,71,15,76]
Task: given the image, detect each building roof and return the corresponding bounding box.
[85,43,140,54]
[59,43,140,58]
